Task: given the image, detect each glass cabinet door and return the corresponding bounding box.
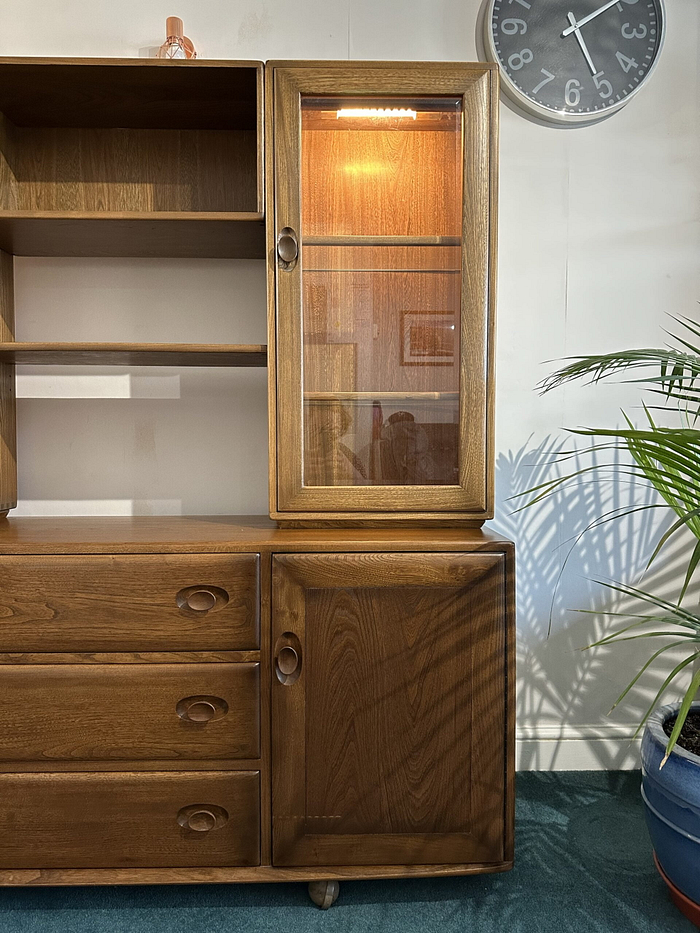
[270,64,497,518]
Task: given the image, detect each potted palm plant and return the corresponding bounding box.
[523,316,700,927]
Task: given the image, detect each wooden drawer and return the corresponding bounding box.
[0,770,260,868]
[0,663,260,761]
[0,554,259,650]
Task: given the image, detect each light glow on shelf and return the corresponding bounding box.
[336,108,417,119]
[343,161,389,176]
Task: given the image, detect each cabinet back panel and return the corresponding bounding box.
[0,123,258,213]
[301,111,462,237]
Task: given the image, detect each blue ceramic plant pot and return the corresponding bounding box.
[641,702,700,909]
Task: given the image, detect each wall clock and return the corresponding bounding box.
[483,0,665,125]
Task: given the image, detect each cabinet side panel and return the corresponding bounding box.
[0,248,15,514]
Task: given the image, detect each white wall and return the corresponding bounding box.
[2,0,699,768]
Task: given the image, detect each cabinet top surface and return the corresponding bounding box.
[0,516,513,554]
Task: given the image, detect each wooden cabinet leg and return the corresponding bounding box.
[308,880,340,909]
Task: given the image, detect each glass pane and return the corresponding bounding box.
[300,96,462,487]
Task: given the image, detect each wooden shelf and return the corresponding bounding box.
[0,213,266,259]
[0,516,506,554]
[0,343,267,367]
[304,391,458,401]
[304,236,461,247]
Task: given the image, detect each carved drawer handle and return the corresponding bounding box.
[186,589,216,612]
[176,585,229,614]
[177,804,229,833]
[176,695,229,723]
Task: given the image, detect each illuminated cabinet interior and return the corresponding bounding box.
[302,98,462,488]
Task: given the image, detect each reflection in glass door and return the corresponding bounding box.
[300,97,463,488]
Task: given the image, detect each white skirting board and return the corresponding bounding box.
[516,724,642,770]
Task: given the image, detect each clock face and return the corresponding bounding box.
[485,0,665,124]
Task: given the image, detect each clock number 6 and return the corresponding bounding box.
[565,79,581,107]
[508,48,533,71]
[593,71,613,99]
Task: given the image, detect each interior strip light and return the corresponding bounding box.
[336,108,417,119]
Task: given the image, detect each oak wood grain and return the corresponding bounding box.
[0,553,260,650]
[7,127,257,214]
[0,770,260,868]
[272,551,509,866]
[0,248,15,513]
[0,114,17,210]
[0,516,514,553]
[0,758,263,774]
[0,651,260,664]
[0,860,512,886]
[0,212,266,259]
[258,550,273,865]
[0,342,267,367]
[0,662,259,761]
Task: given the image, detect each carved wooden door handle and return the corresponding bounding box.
[277,226,298,269]
[176,695,229,722]
[274,633,302,685]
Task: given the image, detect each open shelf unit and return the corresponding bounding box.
[0,56,267,515]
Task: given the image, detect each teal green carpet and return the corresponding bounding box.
[0,772,694,932]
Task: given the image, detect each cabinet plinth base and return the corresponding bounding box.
[308,880,340,909]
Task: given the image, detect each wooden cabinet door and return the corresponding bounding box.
[272,551,511,867]
[268,62,498,520]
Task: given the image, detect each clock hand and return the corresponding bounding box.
[562,0,620,36]
[566,11,598,75]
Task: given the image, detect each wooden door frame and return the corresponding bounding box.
[266,62,498,520]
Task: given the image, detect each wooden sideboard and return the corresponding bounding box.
[0,517,514,900]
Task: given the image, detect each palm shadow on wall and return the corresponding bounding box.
[491,437,698,769]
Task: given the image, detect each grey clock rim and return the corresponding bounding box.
[482,0,666,126]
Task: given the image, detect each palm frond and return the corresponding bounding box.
[524,315,700,759]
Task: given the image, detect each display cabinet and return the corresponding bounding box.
[0,58,512,910]
[268,61,498,522]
